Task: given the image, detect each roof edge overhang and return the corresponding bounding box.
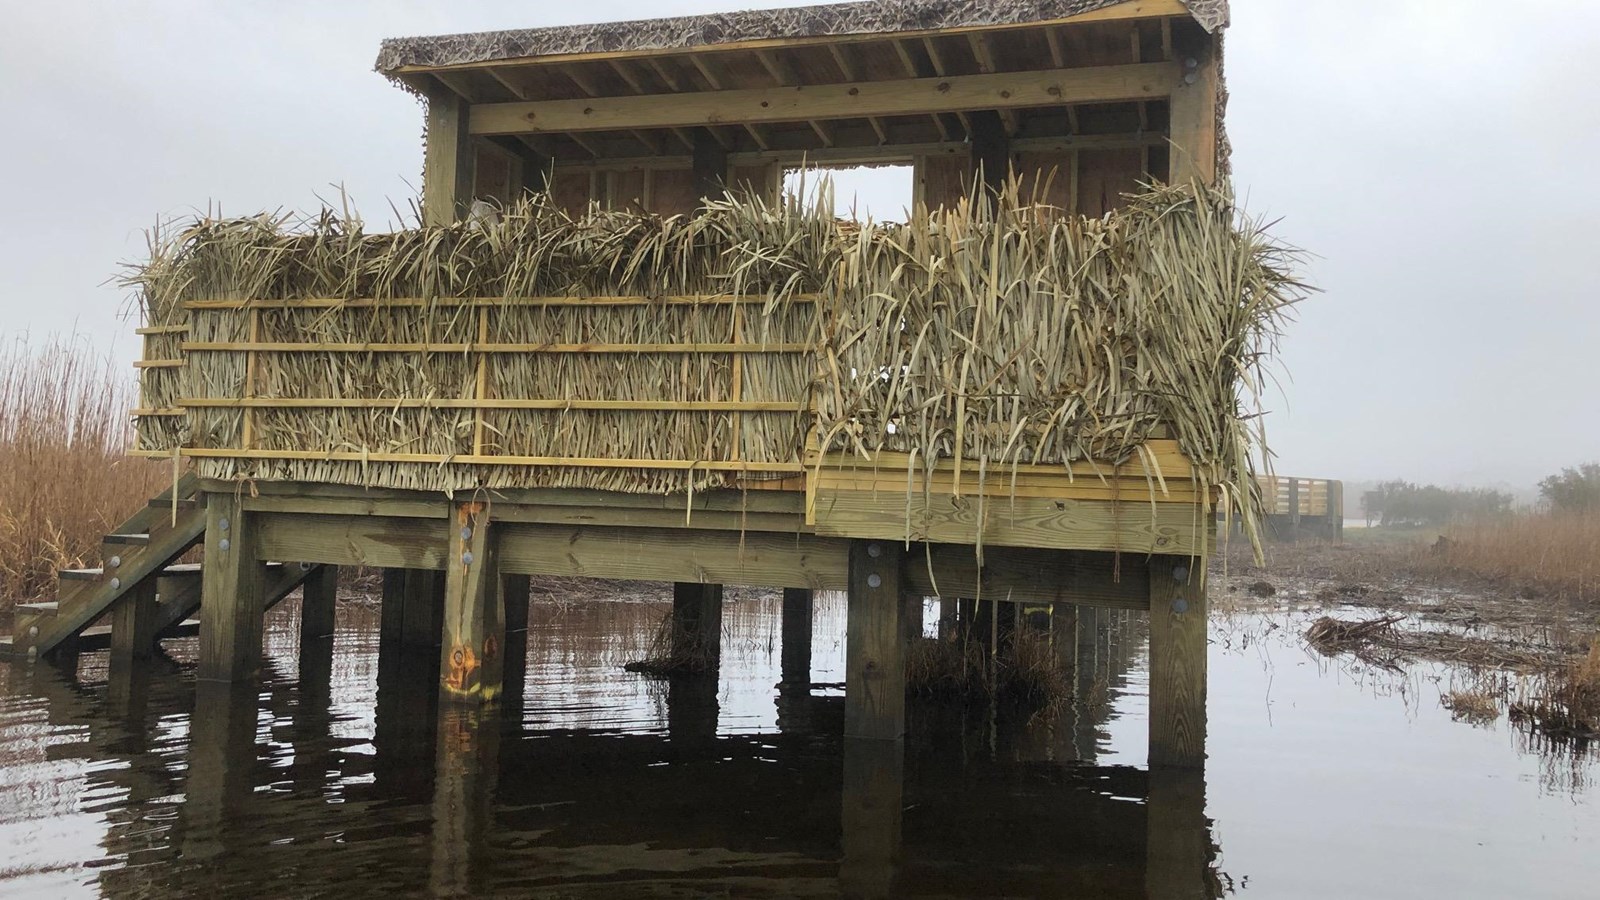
[376,0,1227,77]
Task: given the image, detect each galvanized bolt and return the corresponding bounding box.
[300,562,313,571]
[1185,57,1199,69]
[462,551,475,566]
[1184,72,1198,85]
[1172,597,1189,615]
[218,538,231,552]
[867,543,882,559]
[219,517,230,532]
[1173,566,1189,583]
[110,578,121,591]
[460,526,473,541]
[867,573,882,589]
[28,626,39,638]
[108,555,122,569]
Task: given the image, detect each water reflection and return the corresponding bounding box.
[24,588,1597,896]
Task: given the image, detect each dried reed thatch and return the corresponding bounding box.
[126,179,1303,539]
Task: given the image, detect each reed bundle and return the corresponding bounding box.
[126,180,1303,534]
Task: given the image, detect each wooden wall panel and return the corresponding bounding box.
[730,163,781,201]
[917,153,971,210]
[1014,151,1075,210]
[650,168,698,217]
[1076,148,1145,217]
[548,170,593,216]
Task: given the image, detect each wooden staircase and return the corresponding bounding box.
[0,475,323,663]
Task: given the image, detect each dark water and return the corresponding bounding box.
[1,588,1597,899]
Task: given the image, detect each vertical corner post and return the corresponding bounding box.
[198,492,269,683]
[1148,555,1208,769]
[1168,28,1219,186]
[845,540,907,742]
[671,582,725,672]
[423,80,475,226]
[439,503,503,705]
[300,564,339,645]
[109,579,159,668]
[692,127,730,207]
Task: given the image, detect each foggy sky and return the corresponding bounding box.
[2,1,1594,490]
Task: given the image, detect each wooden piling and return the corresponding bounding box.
[780,587,813,686]
[671,582,724,670]
[198,492,270,682]
[379,568,406,647]
[109,580,158,667]
[402,570,443,650]
[839,736,904,897]
[845,540,906,742]
[1148,555,1208,769]
[439,503,503,705]
[299,564,338,645]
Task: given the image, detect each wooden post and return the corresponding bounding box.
[109,580,158,667]
[1287,479,1302,544]
[379,567,406,648]
[502,574,530,635]
[299,564,338,645]
[937,597,957,638]
[499,574,530,711]
[431,703,501,896]
[692,127,729,207]
[671,583,724,671]
[403,570,443,650]
[781,587,814,686]
[970,111,1011,195]
[902,595,923,645]
[423,81,474,226]
[845,540,906,742]
[198,492,270,683]
[1148,555,1208,769]
[1168,28,1218,186]
[440,503,503,705]
[1051,603,1079,675]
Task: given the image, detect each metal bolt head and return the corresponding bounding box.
[867,573,882,589]
[1172,597,1189,615]
[1184,72,1199,85]
[300,561,313,571]
[110,578,121,591]
[460,526,473,541]
[1185,57,1200,69]
[1173,565,1189,583]
[218,538,231,552]
[28,625,38,638]
[867,544,882,559]
[219,517,230,532]
[108,555,122,569]
[462,551,475,567]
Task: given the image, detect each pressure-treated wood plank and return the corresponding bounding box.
[108,580,158,668]
[812,443,1195,481]
[844,540,907,741]
[470,63,1177,136]
[142,448,805,474]
[440,503,503,704]
[496,522,849,590]
[256,513,449,570]
[216,478,805,516]
[815,471,1204,504]
[198,492,271,682]
[1148,554,1206,769]
[1167,30,1217,185]
[424,82,474,225]
[810,488,1205,556]
[183,294,818,310]
[300,564,339,644]
[181,341,810,354]
[781,587,814,685]
[180,398,804,412]
[905,544,1148,610]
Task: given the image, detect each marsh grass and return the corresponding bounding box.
[0,336,168,612]
[1430,511,1600,604]
[906,629,1068,715]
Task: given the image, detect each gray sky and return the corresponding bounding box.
[2,1,1595,490]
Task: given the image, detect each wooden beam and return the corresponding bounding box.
[693,127,729,203]
[300,564,338,643]
[1148,555,1207,769]
[440,503,503,704]
[423,81,474,225]
[781,587,814,685]
[469,62,1178,135]
[968,35,1022,136]
[844,540,906,741]
[1168,31,1217,184]
[108,580,158,668]
[671,582,724,669]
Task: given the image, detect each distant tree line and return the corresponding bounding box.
[1540,463,1600,514]
[1361,481,1513,527]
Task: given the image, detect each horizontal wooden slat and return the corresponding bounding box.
[470,62,1178,136]
[132,409,186,417]
[134,447,804,473]
[133,360,185,369]
[183,294,817,310]
[136,325,190,335]
[817,472,1205,504]
[812,442,1195,483]
[181,341,810,354]
[810,487,1205,556]
[178,397,803,412]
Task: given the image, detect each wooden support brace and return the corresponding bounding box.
[845,540,907,742]
[198,492,270,682]
[1148,555,1207,769]
[440,503,503,705]
[109,580,159,667]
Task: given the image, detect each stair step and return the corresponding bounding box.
[0,636,12,661]
[103,533,151,546]
[148,498,199,512]
[16,602,58,618]
[60,568,102,581]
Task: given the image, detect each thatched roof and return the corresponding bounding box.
[375,0,1229,74]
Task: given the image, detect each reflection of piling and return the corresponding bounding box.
[1146,767,1217,899]
[185,680,261,862]
[430,703,502,897]
[671,581,724,670]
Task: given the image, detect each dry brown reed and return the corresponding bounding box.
[1428,511,1600,604]
[907,629,1068,714]
[1512,638,1600,743]
[126,181,1304,546]
[0,335,168,611]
